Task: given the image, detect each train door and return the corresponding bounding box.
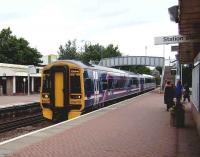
[140,78,144,92]
[93,71,99,106]
[50,66,69,120]
[54,72,64,108]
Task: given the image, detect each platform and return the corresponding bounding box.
[0,95,39,109]
[0,91,200,157]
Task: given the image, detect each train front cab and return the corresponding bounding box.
[40,62,85,121]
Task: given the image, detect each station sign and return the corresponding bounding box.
[154,35,200,45]
[28,65,36,74]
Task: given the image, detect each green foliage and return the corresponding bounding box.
[119,65,151,75]
[155,77,161,86]
[58,40,80,60]
[58,40,122,63]
[81,44,103,63]
[155,66,162,75]
[103,44,121,58]
[81,43,122,63]
[0,27,42,65]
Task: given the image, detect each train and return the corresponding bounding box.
[40,60,156,121]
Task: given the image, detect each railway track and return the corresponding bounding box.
[0,114,45,133]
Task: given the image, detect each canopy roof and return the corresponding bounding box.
[178,0,200,64]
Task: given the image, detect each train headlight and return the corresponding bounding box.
[71,95,81,99]
[43,94,49,99]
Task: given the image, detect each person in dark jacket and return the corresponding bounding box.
[175,80,182,103]
[183,83,190,102]
[171,83,176,99]
[164,81,174,111]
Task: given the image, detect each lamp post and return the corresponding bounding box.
[145,45,147,56]
[27,65,36,96]
[23,78,26,94]
[28,73,30,96]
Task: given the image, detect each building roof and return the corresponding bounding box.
[0,63,41,77]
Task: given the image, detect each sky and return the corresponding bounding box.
[0,0,178,60]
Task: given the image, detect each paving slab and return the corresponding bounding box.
[0,92,199,157]
[0,95,39,108]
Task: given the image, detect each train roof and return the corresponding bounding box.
[55,60,89,68]
[57,60,136,75]
[53,60,154,78]
[141,74,155,78]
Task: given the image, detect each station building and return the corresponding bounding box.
[0,63,42,95]
[171,0,200,135]
[0,54,59,96]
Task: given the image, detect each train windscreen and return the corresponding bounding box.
[70,75,81,93]
[42,74,51,92]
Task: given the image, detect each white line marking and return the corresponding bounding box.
[0,91,151,146]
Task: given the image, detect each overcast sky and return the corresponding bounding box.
[0,0,178,59]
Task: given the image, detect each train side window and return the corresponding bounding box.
[140,78,144,84]
[146,78,151,83]
[102,79,107,90]
[133,78,138,85]
[112,79,117,89]
[85,79,92,92]
[127,78,132,87]
[117,79,121,88]
[122,79,126,88]
[118,79,123,88]
[108,79,113,89]
[98,80,102,91]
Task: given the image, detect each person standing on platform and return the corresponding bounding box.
[175,80,183,103]
[171,83,176,99]
[164,81,174,111]
[183,83,190,102]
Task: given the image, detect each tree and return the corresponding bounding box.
[103,44,121,58]
[58,40,80,60]
[58,40,122,63]
[81,43,122,63]
[155,66,162,75]
[58,40,121,63]
[0,27,42,65]
[81,44,104,63]
[120,65,151,75]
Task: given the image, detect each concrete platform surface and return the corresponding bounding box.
[0,95,39,108]
[0,91,200,157]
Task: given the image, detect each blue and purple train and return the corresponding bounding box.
[40,60,156,121]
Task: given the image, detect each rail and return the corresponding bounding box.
[0,114,45,133]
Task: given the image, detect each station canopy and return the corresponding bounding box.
[178,0,200,64]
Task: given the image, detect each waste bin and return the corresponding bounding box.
[170,112,176,127]
[175,102,185,128]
